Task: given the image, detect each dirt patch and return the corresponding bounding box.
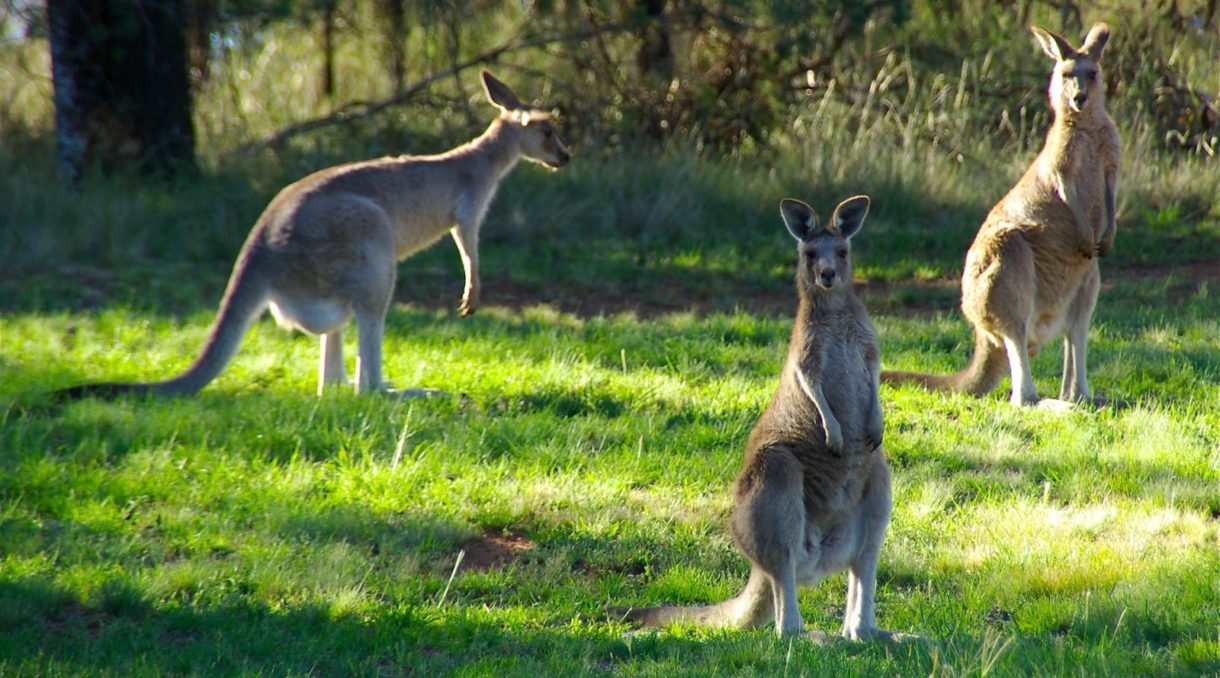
[395,275,938,320]
[44,602,105,638]
[397,275,959,319]
[395,261,1216,321]
[1111,261,1218,304]
[458,530,535,573]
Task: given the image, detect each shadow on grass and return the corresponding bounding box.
[0,577,621,674]
[0,546,937,675]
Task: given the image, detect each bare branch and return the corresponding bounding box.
[237,23,627,155]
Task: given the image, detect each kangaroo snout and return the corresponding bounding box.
[818,268,838,288]
[1072,92,1088,110]
[552,148,571,167]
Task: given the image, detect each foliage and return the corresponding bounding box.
[9,0,1218,158]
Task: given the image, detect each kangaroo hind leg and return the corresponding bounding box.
[731,447,807,637]
[318,330,347,395]
[1060,263,1099,403]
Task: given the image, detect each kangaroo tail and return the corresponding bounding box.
[608,569,773,630]
[55,251,269,400]
[882,329,1007,396]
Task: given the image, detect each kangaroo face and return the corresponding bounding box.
[780,196,869,294]
[480,70,571,169]
[800,235,851,291]
[1032,23,1110,116]
[519,117,571,169]
[1050,57,1103,114]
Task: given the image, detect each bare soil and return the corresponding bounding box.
[395,261,1216,320]
[458,529,535,573]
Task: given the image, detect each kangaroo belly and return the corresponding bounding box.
[794,451,888,583]
[268,295,351,335]
[795,520,859,583]
[392,217,454,260]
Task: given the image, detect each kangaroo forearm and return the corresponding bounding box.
[1099,172,1118,255]
[452,225,481,315]
[1052,174,1094,254]
[795,367,843,450]
[1066,192,1095,255]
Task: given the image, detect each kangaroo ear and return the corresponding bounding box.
[1081,23,1110,62]
[780,199,818,242]
[830,195,870,239]
[482,70,523,111]
[1030,25,1074,62]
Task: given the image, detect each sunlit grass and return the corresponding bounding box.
[2,269,1217,674]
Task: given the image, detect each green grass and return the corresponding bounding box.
[2,143,1218,674]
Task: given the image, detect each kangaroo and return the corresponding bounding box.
[56,71,569,399]
[883,23,1119,410]
[612,196,910,642]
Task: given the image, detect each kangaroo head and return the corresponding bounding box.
[1031,23,1109,117]
[781,195,869,293]
[481,70,571,169]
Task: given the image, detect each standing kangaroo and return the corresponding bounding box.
[883,23,1120,409]
[613,197,909,642]
[57,71,569,399]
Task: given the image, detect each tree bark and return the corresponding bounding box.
[47,0,196,180]
[187,0,214,86]
[635,0,671,81]
[321,0,337,99]
[380,0,406,91]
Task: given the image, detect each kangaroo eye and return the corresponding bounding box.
[836,249,848,258]
[543,128,553,138]
[1086,71,1097,81]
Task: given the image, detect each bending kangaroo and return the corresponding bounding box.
[613,196,909,642]
[57,71,569,399]
[884,23,1120,409]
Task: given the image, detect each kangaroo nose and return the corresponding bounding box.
[558,150,571,165]
[1074,93,1088,109]
[819,269,837,286]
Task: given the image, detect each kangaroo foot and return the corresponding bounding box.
[1034,397,1077,413]
[383,387,451,399]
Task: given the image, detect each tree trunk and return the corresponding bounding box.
[47,0,196,180]
[188,0,214,86]
[380,0,406,91]
[635,0,671,81]
[321,0,337,99]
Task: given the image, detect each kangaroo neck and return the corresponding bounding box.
[797,282,849,319]
[1048,103,1108,134]
[791,285,847,351]
[466,117,523,182]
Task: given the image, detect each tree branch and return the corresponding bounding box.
[238,23,627,154]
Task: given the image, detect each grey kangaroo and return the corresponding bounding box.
[58,71,569,399]
[883,24,1120,409]
[612,196,910,642]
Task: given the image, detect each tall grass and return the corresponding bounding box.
[3,0,1216,304]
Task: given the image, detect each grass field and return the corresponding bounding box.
[2,138,1218,675]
